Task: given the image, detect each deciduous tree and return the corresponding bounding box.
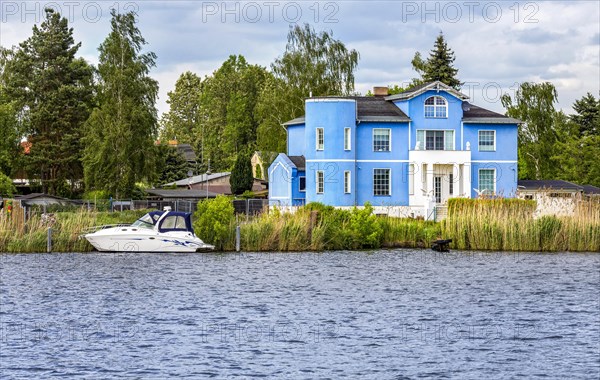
[82,10,158,198]
[256,24,360,153]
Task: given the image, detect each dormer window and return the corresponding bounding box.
[424,96,447,118]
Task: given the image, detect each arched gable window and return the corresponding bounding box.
[424,96,448,118]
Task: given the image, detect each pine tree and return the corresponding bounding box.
[4,9,93,196]
[412,32,461,90]
[82,10,158,198]
[570,92,599,137]
[230,153,253,195]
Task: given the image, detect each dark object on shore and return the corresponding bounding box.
[431,239,452,252]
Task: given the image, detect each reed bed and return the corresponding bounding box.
[0,209,149,253]
[441,198,600,251]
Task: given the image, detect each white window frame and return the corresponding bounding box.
[344,171,351,194]
[478,130,496,152]
[372,128,392,152]
[316,128,324,151]
[424,96,448,118]
[478,168,496,195]
[316,170,324,194]
[344,128,351,151]
[299,176,306,193]
[416,129,454,151]
[373,168,392,196]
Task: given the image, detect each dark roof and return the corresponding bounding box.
[462,102,521,124]
[283,97,409,125]
[518,180,583,191]
[582,185,600,195]
[146,189,220,199]
[17,193,69,201]
[288,155,305,170]
[175,144,197,162]
[351,96,409,120]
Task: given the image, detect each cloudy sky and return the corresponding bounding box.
[1,1,598,116]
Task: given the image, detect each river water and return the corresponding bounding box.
[0,250,598,379]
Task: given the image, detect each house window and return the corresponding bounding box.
[316,128,324,150]
[479,169,495,194]
[424,96,447,118]
[344,128,351,150]
[344,171,351,194]
[449,173,454,195]
[373,129,391,152]
[417,130,454,150]
[373,168,391,196]
[479,130,495,151]
[316,170,324,194]
[299,176,306,192]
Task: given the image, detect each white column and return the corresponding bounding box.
[426,163,434,198]
[462,163,471,198]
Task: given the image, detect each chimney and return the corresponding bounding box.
[373,86,389,96]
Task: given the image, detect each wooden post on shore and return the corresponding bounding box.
[47,227,52,253]
[235,225,241,252]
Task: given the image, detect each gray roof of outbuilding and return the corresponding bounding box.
[163,172,231,187]
[518,180,583,191]
[288,155,305,170]
[146,189,220,198]
[582,185,600,195]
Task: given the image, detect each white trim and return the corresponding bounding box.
[372,128,392,152]
[373,168,392,196]
[269,161,291,177]
[316,127,324,151]
[306,98,356,103]
[478,129,496,152]
[306,159,410,163]
[460,121,464,150]
[344,170,351,194]
[316,170,324,194]
[344,127,351,151]
[471,160,517,163]
[408,121,411,153]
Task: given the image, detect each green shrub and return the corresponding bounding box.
[193,196,235,250]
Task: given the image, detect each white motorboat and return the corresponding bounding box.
[83,209,215,252]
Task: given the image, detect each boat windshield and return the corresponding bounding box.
[131,213,157,229]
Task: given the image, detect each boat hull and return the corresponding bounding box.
[84,227,214,252]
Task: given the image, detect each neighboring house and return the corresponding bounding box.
[517,180,585,216]
[581,185,600,199]
[162,172,268,195]
[269,81,520,217]
[251,151,278,180]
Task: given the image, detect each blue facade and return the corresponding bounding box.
[269,81,520,209]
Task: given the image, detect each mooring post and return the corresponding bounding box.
[47,227,52,253]
[235,225,241,252]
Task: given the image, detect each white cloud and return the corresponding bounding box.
[1,0,597,115]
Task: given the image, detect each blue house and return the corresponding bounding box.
[268,81,520,217]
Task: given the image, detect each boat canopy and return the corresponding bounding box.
[157,211,195,234]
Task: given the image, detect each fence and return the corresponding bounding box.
[10,198,270,220]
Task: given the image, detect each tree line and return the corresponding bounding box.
[0,11,597,198]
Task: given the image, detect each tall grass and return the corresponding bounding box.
[442,198,600,251]
[0,209,149,253]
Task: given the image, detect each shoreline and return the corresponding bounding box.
[1,198,598,253]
